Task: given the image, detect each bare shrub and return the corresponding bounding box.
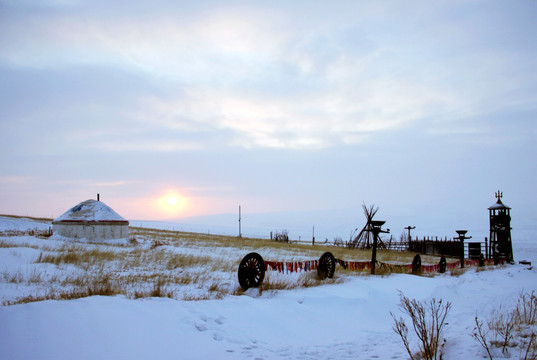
[523,334,537,360]
[391,292,452,360]
[333,237,344,247]
[392,316,414,360]
[488,308,516,353]
[472,316,493,360]
[515,291,537,325]
[473,291,537,359]
[274,230,289,242]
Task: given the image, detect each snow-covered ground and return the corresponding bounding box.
[1,216,536,359]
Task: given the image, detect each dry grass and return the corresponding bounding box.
[6,236,236,305]
[181,293,215,301]
[36,247,119,266]
[165,253,213,270]
[237,272,343,294]
[0,224,479,306]
[2,270,25,283]
[0,240,39,249]
[130,226,446,264]
[133,277,175,299]
[0,214,52,222]
[2,273,122,306]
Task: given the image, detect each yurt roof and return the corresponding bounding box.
[53,199,128,223]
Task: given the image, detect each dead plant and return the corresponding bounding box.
[472,291,537,359]
[472,316,493,360]
[391,292,451,360]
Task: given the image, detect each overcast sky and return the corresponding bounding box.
[1,0,536,235]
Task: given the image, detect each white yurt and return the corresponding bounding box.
[53,197,129,241]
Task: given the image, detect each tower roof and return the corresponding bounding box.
[53,199,128,223]
[488,190,510,210]
[488,199,511,211]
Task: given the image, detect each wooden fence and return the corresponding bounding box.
[401,236,488,259]
[273,234,489,260]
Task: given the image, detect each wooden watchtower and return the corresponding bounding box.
[488,191,513,263]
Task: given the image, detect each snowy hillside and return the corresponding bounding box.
[1,216,536,360]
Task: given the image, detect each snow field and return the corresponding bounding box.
[2,266,536,359]
[1,215,536,359]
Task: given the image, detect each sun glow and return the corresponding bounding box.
[155,191,188,218]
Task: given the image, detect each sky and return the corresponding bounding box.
[0,0,536,237]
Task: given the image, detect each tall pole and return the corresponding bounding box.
[371,228,379,275]
[456,230,471,268]
[238,205,242,238]
[404,225,415,251]
[404,226,415,241]
[369,220,389,275]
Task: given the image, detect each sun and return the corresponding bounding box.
[167,196,179,206]
[155,192,188,218]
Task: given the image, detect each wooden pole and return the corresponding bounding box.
[371,229,379,275]
[460,239,465,268]
[238,205,242,238]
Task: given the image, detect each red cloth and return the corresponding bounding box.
[263,256,502,275]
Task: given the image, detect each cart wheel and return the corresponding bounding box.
[317,252,336,280]
[439,256,446,273]
[412,254,422,274]
[238,252,265,290]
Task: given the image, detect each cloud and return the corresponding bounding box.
[129,76,450,150]
[0,175,32,185]
[0,6,288,80]
[1,1,535,153]
[95,139,204,152]
[92,181,129,187]
[1,1,536,221]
